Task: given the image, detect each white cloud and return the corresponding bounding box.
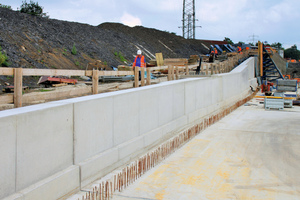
[120,13,142,27]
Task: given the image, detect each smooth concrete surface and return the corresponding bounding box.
[4,166,80,200]
[16,104,74,191]
[111,98,300,200]
[73,96,114,164]
[0,115,16,199]
[79,148,119,188]
[0,57,257,199]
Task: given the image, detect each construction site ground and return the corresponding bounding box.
[68,96,300,200]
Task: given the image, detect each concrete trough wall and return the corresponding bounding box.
[0,57,257,200]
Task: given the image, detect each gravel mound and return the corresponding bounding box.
[0,7,214,87]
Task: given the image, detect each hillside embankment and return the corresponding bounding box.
[0,7,215,88]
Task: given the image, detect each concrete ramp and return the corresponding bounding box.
[111,99,300,199]
[271,52,287,75]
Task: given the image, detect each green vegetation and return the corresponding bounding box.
[79,65,84,70]
[0,4,12,9]
[223,37,234,45]
[39,88,53,92]
[71,43,77,55]
[62,48,67,56]
[0,46,10,67]
[270,42,284,50]
[75,61,80,66]
[114,51,127,62]
[284,45,300,60]
[20,0,48,17]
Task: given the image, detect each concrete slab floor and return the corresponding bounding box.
[111,98,300,200]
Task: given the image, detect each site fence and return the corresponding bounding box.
[0,51,249,108]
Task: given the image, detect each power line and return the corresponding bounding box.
[248,34,259,44]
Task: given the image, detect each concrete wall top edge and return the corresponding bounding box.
[0,101,72,118]
[231,57,254,73]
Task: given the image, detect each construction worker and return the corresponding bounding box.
[209,50,215,63]
[196,56,202,75]
[214,48,218,55]
[132,50,146,80]
[237,46,242,54]
[214,48,218,58]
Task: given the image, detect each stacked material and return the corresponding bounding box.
[276,80,298,92]
[117,65,132,71]
[164,58,188,66]
[188,55,200,64]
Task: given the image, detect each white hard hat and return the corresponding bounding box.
[137,50,142,55]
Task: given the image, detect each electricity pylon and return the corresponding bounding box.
[179,0,200,39]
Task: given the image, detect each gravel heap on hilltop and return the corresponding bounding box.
[0,7,213,86]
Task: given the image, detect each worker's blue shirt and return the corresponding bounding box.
[134,56,145,67]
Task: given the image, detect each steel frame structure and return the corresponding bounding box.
[182,0,195,39]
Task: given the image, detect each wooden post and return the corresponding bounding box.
[14,68,23,108]
[134,67,139,87]
[146,68,151,85]
[141,67,145,86]
[92,69,99,94]
[258,41,263,77]
[167,66,172,81]
[227,61,230,72]
[222,62,224,73]
[205,64,209,75]
[210,64,214,75]
[175,66,179,80]
[185,65,189,75]
[171,66,175,80]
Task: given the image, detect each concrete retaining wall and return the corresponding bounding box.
[0,57,257,200]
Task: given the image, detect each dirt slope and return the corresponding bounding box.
[0,7,214,87]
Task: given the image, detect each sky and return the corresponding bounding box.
[1,0,300,49]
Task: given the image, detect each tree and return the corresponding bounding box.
[71,43,77,55]
[284,45,300,60]
[270,42,283,50]
[0,4,12,10]
[223,37,233,45]
[20,0,48,17]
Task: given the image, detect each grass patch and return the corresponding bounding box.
[39,89,53,92]
[114,51,127,63]
[0,46,10,67]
